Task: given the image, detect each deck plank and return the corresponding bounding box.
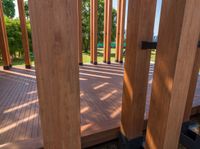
[0,63,199,147]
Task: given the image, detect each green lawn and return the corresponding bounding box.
[0,49,156,66]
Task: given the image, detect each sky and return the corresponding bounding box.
[14,0,162,36]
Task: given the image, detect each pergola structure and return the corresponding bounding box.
[0,0,200,149]
[0,0,31,70]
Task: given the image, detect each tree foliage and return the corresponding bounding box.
[1,0,117,61]
[24,1,29,19]
[5,17,32,57]
[2,0,15,18]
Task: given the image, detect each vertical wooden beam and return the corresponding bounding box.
[145,0,200,149]
[0,0,11,69]
[92,0,98,64]
[121,0,156,139]
[103,0,108,63]
[90,0,97,65]
[183,40,200,121]
[78,0,83,65]
[29,0,81,148]
[17,0,31,69]
[105,0,112,64]
[90,0,93,63]
[118,0,126,63]
[115,0,121,62]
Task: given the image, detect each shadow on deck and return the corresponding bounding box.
[0,63,199,148]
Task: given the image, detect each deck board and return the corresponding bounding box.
[0,63,199,147]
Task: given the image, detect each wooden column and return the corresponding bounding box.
[115,0,125,63]
[115,0,121,62]
[121,0,156,139]
[103,0,108,63]
[90,0,97,65]
[105,0,112,64]
[90,0,93,63]
[18,0,31,69]
[183,39,200,121]
[78,0,83,65]
[145,0,200,149]
[29,0,81,148]
[118,0,126,63]
[0,0,11,70]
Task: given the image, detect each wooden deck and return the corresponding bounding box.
[0,63,200,148]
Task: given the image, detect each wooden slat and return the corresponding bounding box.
[115,0,121,62]
[118,0,126,63]
[183,39,200,121]
[120,0,156,139]
[29,0,81,148]
[92,0,98,64]
[78,0,83,65]
[105,0,112,64]
[0,64,200,147]
[90,0,97,64]
[17,0,31,68]
[0,0,11,69]
[90,0,93,63]
[103,0,108,63]
[145,0,200,149]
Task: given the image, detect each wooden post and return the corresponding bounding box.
[90,0,93,63]
[118,0,126,63]
[18,0,31,69]
[78,0,83,65]
[145,0,200,149]
[105,0,112,64]
[183,40,200,121]
[120,0,156,140]
[103,0,108,63]
[90,0,97,65]
[29,0,81,148]
[0,0,11,70]
[115,0,121,62]
[92,0,98,64]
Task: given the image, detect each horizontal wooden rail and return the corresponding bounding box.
[141,41,200,50]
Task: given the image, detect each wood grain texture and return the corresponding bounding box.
[90,0,97,64]
[115,0,121,62]
[0,0,11,67]
[121,0,156,139]
[17,0,31,67]
[105,0,112,63]
[146,0,200,149]
[118,0,126,63]
[183,37,200,121]
[28,0,81,148]
[78,0,83,64]
[0,64,200,147]
[92,0,98,64]
[103,0,108,62]
[90,0,94,63]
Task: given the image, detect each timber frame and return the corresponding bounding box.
[0,0,200,148]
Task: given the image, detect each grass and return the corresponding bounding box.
[0,49,156,66]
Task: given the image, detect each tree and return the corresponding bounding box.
[4,17,32,57]
[82,0,117,51]
[2,0,15,18]
[24,0,29,19]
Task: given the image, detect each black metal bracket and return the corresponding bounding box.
[119,134,144,149]
[25,65,32,69]
[3,65,10,70]
[180,121,200,149]
[141,41,200,50]
[141,41,157,50]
